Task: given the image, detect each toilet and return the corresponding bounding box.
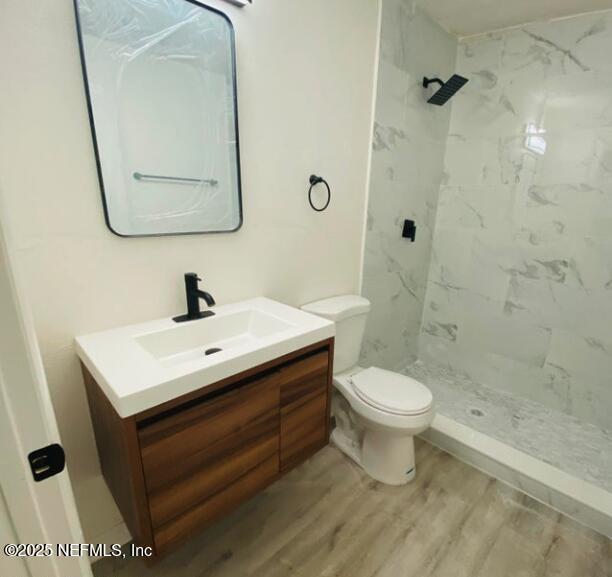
[301,295,434,485]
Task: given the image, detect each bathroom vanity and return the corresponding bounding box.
[76,298,334,559]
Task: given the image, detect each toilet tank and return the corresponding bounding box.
[301,295,370,374]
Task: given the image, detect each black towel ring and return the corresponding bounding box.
[308,175,331,212]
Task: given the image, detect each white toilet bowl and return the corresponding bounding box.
[301,295,435,485]
[334,367,434,485]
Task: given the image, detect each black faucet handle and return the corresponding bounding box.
[185,272,202,282]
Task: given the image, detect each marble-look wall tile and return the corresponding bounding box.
[361,0,457,370]
[421,10,612,432]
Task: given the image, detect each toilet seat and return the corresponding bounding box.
[350,367,433,416]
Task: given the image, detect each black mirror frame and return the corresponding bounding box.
[72,0,244,238]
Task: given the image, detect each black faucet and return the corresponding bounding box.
[173,273,216,323]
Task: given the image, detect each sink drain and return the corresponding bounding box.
[204,347,223,356]
[470,408,484,417]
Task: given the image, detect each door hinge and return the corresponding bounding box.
[28,444,65,482]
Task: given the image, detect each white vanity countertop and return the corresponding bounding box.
[75,297,334,418]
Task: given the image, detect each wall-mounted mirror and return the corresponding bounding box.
[74,0,242,237]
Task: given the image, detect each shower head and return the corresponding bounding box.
[423,74,469,106]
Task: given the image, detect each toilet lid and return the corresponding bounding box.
[350,367,433,416]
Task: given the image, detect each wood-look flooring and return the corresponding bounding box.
[93,440,611,577]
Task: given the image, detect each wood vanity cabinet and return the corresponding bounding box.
[82,338,334,560]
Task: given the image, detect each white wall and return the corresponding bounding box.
[0,0,380,541]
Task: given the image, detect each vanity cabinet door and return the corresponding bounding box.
[279,351,330,471]
[138,372,280,553]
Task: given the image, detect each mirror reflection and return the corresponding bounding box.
[75,0,242,236]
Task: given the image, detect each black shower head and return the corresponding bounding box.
[423,74,469,106]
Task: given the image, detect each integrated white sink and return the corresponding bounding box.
[76,298,334,417]
[136,309,294,368]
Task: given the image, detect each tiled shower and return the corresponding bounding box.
[362,0,612,508]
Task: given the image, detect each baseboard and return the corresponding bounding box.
[88,521,132,564]
[421,414,612,538]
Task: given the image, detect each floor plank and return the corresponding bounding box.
[93,440,611,577]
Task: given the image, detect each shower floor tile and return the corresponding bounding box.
[403,360,612,494]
